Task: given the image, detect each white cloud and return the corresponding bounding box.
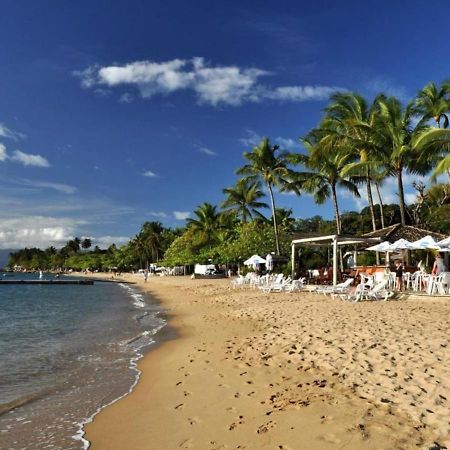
[0,216,79,249]
[173,211,190,220]
[75,57,342,107]
[197,147,217,156]
[264,85,340,101]
[239,130,299,150]
[0,143,7,161]
[17,179,77,194]
[94,235,130,248]
[10,150,50,167]
[147,211,168,218]
[239,129,263,147]
[0,123,26,141]
[119,92,134,103]
[143,170,158,177]
[365,77,409,102]
[275,137,299,149]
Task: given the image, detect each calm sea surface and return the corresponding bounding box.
[0,273,167,449]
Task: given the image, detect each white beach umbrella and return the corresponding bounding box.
[388,238,414,251]
[410,235,440,250]
[366,241,392,251]
[243,255,266,266]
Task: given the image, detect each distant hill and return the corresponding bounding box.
[0,249,16,269]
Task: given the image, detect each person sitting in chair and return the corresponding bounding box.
[432,254,447,276]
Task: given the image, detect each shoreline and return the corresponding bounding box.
[71,274,179,449]
[84,274,449,449]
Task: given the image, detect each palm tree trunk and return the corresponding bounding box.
[375,182,386,229]
[366,175,377,231]
[331,183,341,235]
[267,183,280,255]
[397,167,407,226]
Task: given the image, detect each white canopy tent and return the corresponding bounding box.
[243,255,266,266]
[366,241,392,252]
[410,235,440,250]
[291,234,381,286]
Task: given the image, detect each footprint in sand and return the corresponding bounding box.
[183,390,192,397]
[320,433,341,444]
[176,381,184,387]
[174,403,185,410]
[226,406,237,413]
[179,438,193,448]
[188,417,199,425]
[256,420,277,434]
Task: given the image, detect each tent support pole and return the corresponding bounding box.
[333,237,338,286]
[291,244,295,279]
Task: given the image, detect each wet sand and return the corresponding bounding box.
[85,275,450,449]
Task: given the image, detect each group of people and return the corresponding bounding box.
[394,253,448,291]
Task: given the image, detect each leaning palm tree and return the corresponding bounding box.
[290,137,360,235]
[186,202,222,248]
[221,178,268,222]
[236,138,298,254]
[415,80,450,128]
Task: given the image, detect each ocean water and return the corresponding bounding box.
[0,273,167,449]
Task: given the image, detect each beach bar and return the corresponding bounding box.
[291,234,381,285]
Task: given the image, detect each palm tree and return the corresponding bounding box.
[374,96,432,225]
[237,138,298,254]
[415,80,450,128]
[413,127,450,179]
[130,235,147,269]
[290,136,360,235]
[81,238,92,250]
[140,221,164,263]
[186,203,222,248]
[221,178,268,222]
[324,93,381,231]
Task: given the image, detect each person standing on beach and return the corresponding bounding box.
[395,260,404,291]
[144,270,148,283]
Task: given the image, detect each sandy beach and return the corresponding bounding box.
[84,275,449,450]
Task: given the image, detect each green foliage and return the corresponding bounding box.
[216,221,291,262]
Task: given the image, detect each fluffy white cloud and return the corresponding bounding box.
[75,57,342,106]
[0,123,26,141]
[197,147,217,156]
[143,170,158,177]
[10,150,50,167]
[0,216,78,249]
[173,211,190,220]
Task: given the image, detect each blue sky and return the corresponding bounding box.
[0,0,449,248]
